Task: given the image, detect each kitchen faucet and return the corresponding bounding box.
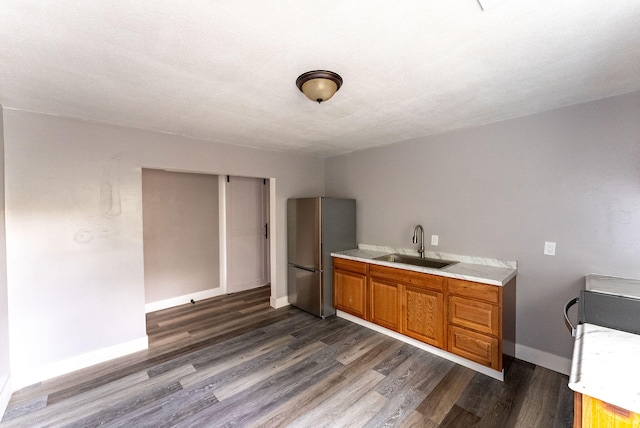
[413,225,425,258]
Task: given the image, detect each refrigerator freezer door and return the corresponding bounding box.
[288,264,322,317]
[287,198,321,270]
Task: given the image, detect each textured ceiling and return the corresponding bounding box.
[1,1,640,158]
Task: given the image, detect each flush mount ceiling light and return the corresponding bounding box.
[296,70,343,103]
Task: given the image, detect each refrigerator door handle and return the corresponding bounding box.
[289,263,321,273]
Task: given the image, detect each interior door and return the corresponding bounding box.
[226,176,268,293]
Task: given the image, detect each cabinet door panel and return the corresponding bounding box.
[334,269,367,319]
[448,325,500,370]
[370,278,400,330]
[581,394,640,428]
[402,285,444,348]
[448,296,499,336]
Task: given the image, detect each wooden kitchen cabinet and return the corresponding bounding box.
[575,392,640,428]
[332,257,516,373]
[333,258,368,319]
[446,277,504,371]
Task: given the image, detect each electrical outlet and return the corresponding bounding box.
[431,235,439,246]
[544,241,556,256]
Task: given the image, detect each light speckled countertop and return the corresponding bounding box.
[568,274,640,414]
[331,244,517,286]
[569,323,640,414]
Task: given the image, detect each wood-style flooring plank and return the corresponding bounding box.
[252,335,403,427]
[0,394,47,422]
[250,367,350,427]
[178,335,295,389]
[455,370,504,417]
[177,358,342,428]
[372,343,418,376]
[329,390,388,428]
[401,410,440,428]
[212,340,327,400]
[439,404,482,427]
[105,380,219,428]
[415,363,476,423]
[473,358,536,428]
[553,376,575,428]
[283,367,386,427]
[65,381,184,428]
[514,365,563,427]
[365,352,451,427]
[3,365,195,428]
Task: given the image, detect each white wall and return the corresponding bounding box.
[325,90,640,372]
[0,107,11,414]
[3,109,324,386]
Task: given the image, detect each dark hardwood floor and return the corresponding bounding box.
[1,285,573,427]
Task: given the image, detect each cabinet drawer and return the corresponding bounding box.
[370,264,444,292]
[448,325,500,370]
[333,257,368,275]
[448,278,500,304]
[448,296,499,336]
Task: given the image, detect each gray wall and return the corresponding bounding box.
[142,169,220,304]
[0,107,10,409]
[325,90,640,367]
[3,109,324,384]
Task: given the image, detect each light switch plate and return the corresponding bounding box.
[544,241,556,256]
[431,235,439,246]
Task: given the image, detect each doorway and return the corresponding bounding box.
[225,176,270,293]
[142,170,272,313]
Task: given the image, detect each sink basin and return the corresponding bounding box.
[373,253,457,269]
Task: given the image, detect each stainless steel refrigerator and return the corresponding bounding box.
[287,197,356,318]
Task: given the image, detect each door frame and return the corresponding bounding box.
[218,175,277,306]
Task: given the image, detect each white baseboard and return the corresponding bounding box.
[0,375,12,419]
[337,311,504,381]
[145,287,225,313]
[515,343,572,376]
[270,295,290,309]
[12,336,149,391]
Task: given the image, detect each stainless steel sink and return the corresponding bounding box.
[373,253,457,269]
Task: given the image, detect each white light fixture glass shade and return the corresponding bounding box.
[296,70,343,103]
